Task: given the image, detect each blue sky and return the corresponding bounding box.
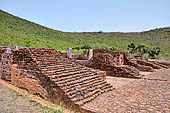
[1,0,170,32]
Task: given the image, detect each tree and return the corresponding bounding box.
[127,42,136,54]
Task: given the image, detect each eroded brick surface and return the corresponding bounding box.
[82,79,170,113]
[142,69,170,81]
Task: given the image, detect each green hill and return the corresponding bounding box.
[0,9,170,59]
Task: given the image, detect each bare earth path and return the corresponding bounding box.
[82,69,170,113]
[0,83,42,113]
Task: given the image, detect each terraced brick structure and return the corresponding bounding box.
[0,47,113,113]
[85,49,170,78]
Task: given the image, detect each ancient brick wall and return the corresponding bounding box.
[85,49,140,78]
[0,47,12,81]
[11,64,49,98]
[10,47,114,112]
[93,49,130,65]
[85,49,170,78]
[0,47,7,78]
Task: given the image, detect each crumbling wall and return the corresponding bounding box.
[0,47,12,81]
[10,47,114,112]
[87,52,140,78]
[84,49,170,78]
[11,64,48,98]
[93,49,130,65]
[0,47,7,78]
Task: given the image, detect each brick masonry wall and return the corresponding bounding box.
[84,49,170,78]
[6,47,113,112]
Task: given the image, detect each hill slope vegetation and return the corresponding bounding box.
[0,9,170,59]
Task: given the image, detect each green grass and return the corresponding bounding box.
[0,9,170,59]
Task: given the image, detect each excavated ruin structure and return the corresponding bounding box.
[0,47,113,113]
[83,49,170,78]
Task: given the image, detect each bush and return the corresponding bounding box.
[127,42,162,59]
[127,42,136,54]
[73,46,81,50]
[109,47,120,51]
[148,47,162,59]
[25,40,31,47]
[81,44,92,49]
[135,44,147,56]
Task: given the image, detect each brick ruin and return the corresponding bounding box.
[77,49,170,78]
[0,47,170,113]
[0,47,113,113]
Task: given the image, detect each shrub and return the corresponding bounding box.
[109,47,120,51]
[127,42,162,59]
[81,44,92,49]
[148,47,162,59]
[73,46,81,50]
[135,44,147,56]
[25,40,31,47]
[127,42,136,54]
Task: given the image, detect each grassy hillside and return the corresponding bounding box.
[0,9,170,59]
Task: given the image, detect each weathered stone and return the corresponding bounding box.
[66,48,72,59]
[88,49,93,60]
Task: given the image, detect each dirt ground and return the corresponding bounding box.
[0,83,42,113]
[0,79,73,113]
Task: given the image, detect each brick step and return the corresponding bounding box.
[74,91,100,105]
[50,69,91,79]
[62,78,106,93]
[102,85,114,93]
[46,67,82,74]
[39,64,75,70]
[51,72,98,84]
[71,88,100,105]
[51,72,94,84]
[137,60,162,69]
[39,65,80,73]
[148,61,169,69]
[99,84,113,94]
[47,66,80,72]
[54,74,104,90]
[66,80,106,99]
[73,84,112,106]
[62,77,104,93]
